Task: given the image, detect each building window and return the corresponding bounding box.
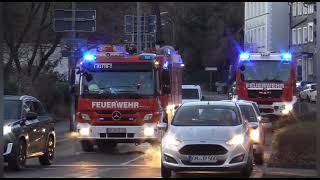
[298,2,302,15]
[308,4,314,14]
[303,3,308,15]
[297,28,302,44]
[303,27,308,44]
[308,22,314,42]
[262,2,265,14]
[292,28,297,45]
[292,3,297,16]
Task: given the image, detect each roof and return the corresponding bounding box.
[182,101,237,107]
[4,95,38,101]
[221,99,256,106]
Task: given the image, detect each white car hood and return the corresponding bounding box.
[168,125,244,141]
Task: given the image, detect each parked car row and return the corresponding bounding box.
[158,98,269,178]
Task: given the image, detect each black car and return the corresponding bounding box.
[3,95,56,170]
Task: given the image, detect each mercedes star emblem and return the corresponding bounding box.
[112,111,121,120]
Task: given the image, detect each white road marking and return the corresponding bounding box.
[51,164,156,168]
[120,155,144,166]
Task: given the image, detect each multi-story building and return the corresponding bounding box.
[244,2,289,52]
[290,2,316,82]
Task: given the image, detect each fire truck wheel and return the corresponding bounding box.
[97,141,117,152]
[80,140,94,152]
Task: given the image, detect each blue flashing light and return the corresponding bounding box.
[163,61,169,69]
[140,54,156,60]
[239,52,250,61]
[83,52,96,62]
[281,52,292,61]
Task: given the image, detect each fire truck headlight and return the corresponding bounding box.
[143,114,153,121]
[282,109,290,115]
[285,104,293,111]
[81,113,91,121]
[79,127,90,136]
[144,127,155,137]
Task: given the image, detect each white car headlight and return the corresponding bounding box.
[250,129,260,143]
[162,134,181,148]
[3,125,12,135]
[143,114,153,121]
[226,134,244,146]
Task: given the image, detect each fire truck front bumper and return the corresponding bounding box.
[258,97,297,118]
[76,123,161,143]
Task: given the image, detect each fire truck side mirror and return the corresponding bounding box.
[162,85,171,94]
[84,72,93,82]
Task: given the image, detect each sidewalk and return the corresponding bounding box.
[262,123,318,178]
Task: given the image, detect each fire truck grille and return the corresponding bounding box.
[179,145,228,155]
[248,90,283,99]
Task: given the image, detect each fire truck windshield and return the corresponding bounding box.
[240,60,291,82]
[81,71,155,98]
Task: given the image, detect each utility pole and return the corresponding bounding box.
[316,2,320,177]
[0,2,4,177]
[137,2,141,53]
[69,2,76,132]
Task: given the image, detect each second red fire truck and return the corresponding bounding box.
[235,52,297,120]
[75,45,183,152]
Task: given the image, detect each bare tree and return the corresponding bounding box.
[2,2,64,93]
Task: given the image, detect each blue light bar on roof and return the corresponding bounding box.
[239,52,250,61]
[83,52,96,62]
[281,52,292,61]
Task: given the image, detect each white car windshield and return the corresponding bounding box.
[172,105,241,126]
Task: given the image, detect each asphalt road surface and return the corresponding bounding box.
[4,138,265,178]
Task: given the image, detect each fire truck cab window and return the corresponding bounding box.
[241,61,291,82]
[82,71,155,96]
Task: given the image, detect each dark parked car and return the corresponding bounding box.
[3,95,56,170]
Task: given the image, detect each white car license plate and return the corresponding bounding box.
[189,155,218,163]
[107,128,126,133]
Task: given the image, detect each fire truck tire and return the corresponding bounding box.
[80,140,94,152]
[97,141,117,152]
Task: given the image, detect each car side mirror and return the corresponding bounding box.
[26,112,38,120]
[260,117,270,123]
[157,122,168,131]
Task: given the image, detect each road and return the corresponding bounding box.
[4,94,267,178]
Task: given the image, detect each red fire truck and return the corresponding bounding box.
[236,52,297,119]
[75,45,183,151]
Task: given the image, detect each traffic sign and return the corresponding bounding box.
[205,67,218,71]
[53,9,96,32]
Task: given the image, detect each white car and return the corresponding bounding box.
[158,101,254,178]
[299,83,316,102]
[310,89,317,103]
[181,85,204,104]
